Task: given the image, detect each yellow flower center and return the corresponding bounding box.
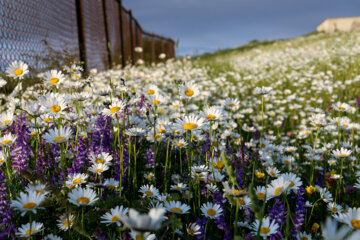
[147,89,155,95]
[23,202,37,209]
[256,172,265,178]
[237,198,245,205]
[25,229,35,235]
[54,136,65,142]
[289,181,294,187]
[111,216,120,222]
[306,185,317,194]
[170,207,183,213]
[351,219,360,229]
[152,99,160,104]
[231,190,245,195]
[173,104,179,109]
[185,89,194,96]
[64,219,72,228]
[284,160,290,164]
[50,77,59,84]
[207,208,216,216]
[184,123,197,130]
[77,196,90,204]
[96,169,103,173]
[96,158,104,164]
[73,178,82,184]
[206,114,216,120]
[331,207,338,212]
[44,117,52,122]
[110,106,120,114]
[188,228,195,234]
[147,174,153,179]
[338,106,345,110]
[300,237,308,240]
[136,235,145,240]
[145,190,153,196]
[108,185,115,190]
[35,190,44,195]
[214,161,224,169]
[338,153,346,157]
[51,105,61,113]
[274,187,282,195]
[2,140,11,145]
[2,120,10,125]
[177,142,184,147]
[154,134,161,140]
[14,68,23,76]
[257,192,265,199]
[158,128,166,133]
[229,103,235,107]
[260,227,270,234]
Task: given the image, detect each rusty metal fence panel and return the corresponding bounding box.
[0,0,175,72]
[154,37,164,61]
[105,0,122,66]
[0,0,79,72]
[142,33,154,63]
[121,8,132,65]
[79,0,108,70]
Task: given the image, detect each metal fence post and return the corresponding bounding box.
[102,0,112,69]
[118,0,125,67]
[75,0,87,72]
[128,10,135,64]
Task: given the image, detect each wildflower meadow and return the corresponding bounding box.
[1,30,360,240]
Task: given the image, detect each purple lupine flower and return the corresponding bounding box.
[356,96,360,108]
[269,198,287,226]
[345,185,356,195]
[10,114,32,174]
[0,170,15,239]
[195,217,208,240]
[244,233,255,240]
[315,170,325,187]
[212,192,230,239]
[90,115,112,153]
[269,230,283,240]
[144,147,155,168]
[138,94,146,109]
[291,187,306,237]
[73,136,87,172]
[328,103,332,113]
[244,208,254,222]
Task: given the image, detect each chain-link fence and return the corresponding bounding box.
[0,0,175,72]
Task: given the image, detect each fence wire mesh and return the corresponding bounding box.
[0,0,175,72]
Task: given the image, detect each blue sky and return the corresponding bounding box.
[123,0,360,56]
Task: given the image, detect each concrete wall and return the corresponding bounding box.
[317,17,360,33]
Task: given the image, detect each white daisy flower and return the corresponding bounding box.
[200,202,223,219]
[179,81,200,99]
[16,221,43,238]
[251,217,279,239]
[68,187,98,206]
[139,185,160,198]
[57,213,75,231]
[101,205,129,227]
[11,191,45,216]
[42,126,72,144]
[164,201,191,214]
[42,70,66,86]
[6,60,29,79]
[119,208,166,231]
